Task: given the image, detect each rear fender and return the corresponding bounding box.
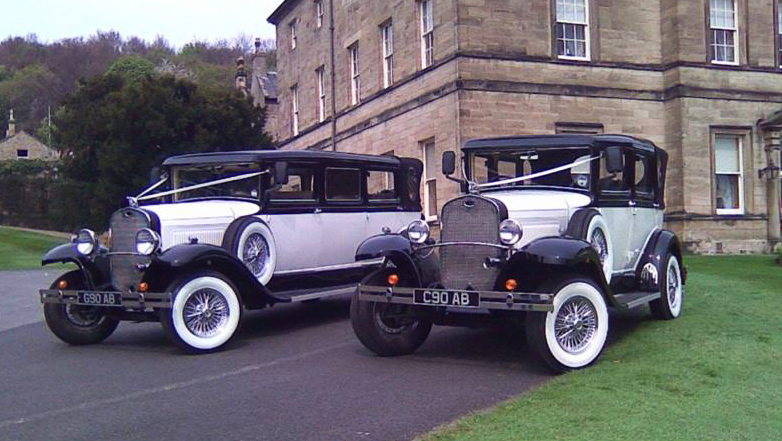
[145,243,272,309]
[498,236,617,306]
[637,229,686,290]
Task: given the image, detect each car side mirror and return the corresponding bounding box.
[604,146,624,174]
[442,151,456,176]
[274,162,289,186]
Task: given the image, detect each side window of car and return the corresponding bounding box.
[598,149,631,197]
[634,155,655,201]
[325,167,362,202]
[270,165,317,202]
[367,169,399,202]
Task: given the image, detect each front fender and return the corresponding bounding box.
[41,243,111,290]
[498,236,614,305]
[145,243,272,309]
[355,234,437,288]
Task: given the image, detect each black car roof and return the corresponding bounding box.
[462,134,660,154]
[162,149,401,167]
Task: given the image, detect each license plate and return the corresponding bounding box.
[77,291,123,307]
[413,289,480,308]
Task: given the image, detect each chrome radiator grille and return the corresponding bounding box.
[439,195,502,291]
[109,208,151,291]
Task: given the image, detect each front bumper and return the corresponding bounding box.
[357,285,554,312]
[39,289,172,309]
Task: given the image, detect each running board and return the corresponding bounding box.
[614,291,661,309]
[270,284,357,303]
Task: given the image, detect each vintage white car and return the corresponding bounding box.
[39,150,423,353]
[351,135,686,372]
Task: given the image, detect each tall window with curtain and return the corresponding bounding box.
[714,134,743,214]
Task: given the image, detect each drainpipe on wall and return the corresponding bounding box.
[329,0,337,151]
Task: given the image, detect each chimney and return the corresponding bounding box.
[254,37,261,54]
[235,56,247,93]
[5,109,15,138]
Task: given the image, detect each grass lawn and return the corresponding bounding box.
[422,255,782,441]
[0,227,72,270]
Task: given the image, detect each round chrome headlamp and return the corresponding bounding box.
[499,219,523,246]
[75,229,97,256]
[135,228,161,256]
[407,219,430,245]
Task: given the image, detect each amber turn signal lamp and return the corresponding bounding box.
[57,280,67,289]
[505,279,517,291]
[387,274,399,286]
[137,282,148,292]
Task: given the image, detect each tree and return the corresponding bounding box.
[54,73,272,228]
[105,55,155,84]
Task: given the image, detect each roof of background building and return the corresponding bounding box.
[268,0,301,25]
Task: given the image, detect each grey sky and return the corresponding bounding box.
[2,0,283,48]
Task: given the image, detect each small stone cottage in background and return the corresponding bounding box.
[0,110,58,161]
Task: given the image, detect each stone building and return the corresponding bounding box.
[236,39,281,139]
[0,110,58,161]
[266,0,782,254]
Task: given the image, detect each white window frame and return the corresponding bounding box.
[316,0,323,29]
[714,134,744,215]
[349,43,360,105]
[420,0,434,68]
[710,0,739,65]
[555,0,591,61]
[421,140,438,221]
[316,66,326,122]
[290,20,297,50]
[291,85,299,137]
[381,22,394,88]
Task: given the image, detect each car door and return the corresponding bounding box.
[365,167,419,236]
[596,146,635,273]
[320,165,370,266]
[262,162,327,272]
[628,150,664,269]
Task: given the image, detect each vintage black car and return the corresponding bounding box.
[351,135,685,372]
[39,150,423,353]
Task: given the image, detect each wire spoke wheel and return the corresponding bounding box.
[182,288,230,338]
[64,305,105,328]
[590,228,608,266]
[553,295,598,355]
[372,303,416,334]
[242,233,269,277]
[667,263,680,308]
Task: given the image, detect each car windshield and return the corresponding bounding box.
[172,162,261,201]
[469,147,594,191]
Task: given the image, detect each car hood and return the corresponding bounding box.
[142,200,260,222]
[483,190,591,247]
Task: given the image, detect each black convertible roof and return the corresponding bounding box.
[162,149,401,167]
[462,134,661,154]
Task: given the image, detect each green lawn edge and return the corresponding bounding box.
[0,226,74,270]
[420,255,782,441]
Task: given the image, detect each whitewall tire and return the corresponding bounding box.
[527,279,609,372]
[234,220,276,285]
[161,272,242,353]
[650,254,683,320]
[586,215,613,284]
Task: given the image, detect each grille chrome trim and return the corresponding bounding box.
[109,208,152,292]
[439,195,503,291]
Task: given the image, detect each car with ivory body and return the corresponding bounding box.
[39,150,423,353]
[350,135,685,372]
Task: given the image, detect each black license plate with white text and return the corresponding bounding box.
[77,291,123,307]
[413,289,480,308]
